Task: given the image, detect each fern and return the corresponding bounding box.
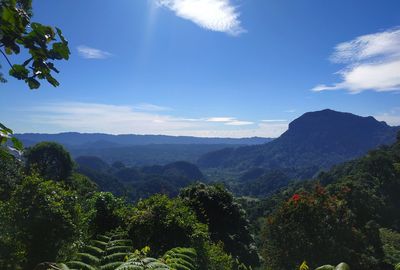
[395,263,400,270]
[57,231,198,270]
[315,262,350,270]
[59,230,133,270]
[162,247,197,270]
[299,261,309,270]
[66,260,97,270]
[100,262,124,270]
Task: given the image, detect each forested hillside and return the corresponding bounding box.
[75,155,205,201]
[241,132,400,270]
[0,143,258,270]
[1,133,400,270]
[200,109,400,197]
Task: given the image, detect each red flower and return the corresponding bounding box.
[291,194,301,201]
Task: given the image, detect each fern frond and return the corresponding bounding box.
[299,261,309,270]
[66,260,97,270]
[76,252,101,265]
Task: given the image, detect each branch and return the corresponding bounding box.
[0,49,14,69]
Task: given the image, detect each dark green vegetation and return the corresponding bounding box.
[243,132,400,270]
[2,135,400,269]
[200,109,399,197]
[75,155,204,201]
[0,142,257,270]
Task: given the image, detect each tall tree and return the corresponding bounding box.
[25,142,74,182]
[180,183,260,267]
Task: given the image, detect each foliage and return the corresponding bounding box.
[380,228,400,266]
[0,0,70,89]
[86,192,128,236]
[315,262,350,270]
[261,185,383,270]
[200,241,233,270]
[25,142,74,182]
[179,183,260,266]
[69,172,98,199]
[299,261,309,270]
[0,122,24,154]
[55,230,199,270]
[8,175,83,269]
[0,147,23,200]
[127,194,208,257]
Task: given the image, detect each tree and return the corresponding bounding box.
[0,147,22,200]
[9,175,83,270]
[127,194,209,258]
[261,185,384,270]
[179,183,260,267]
[86,192,127,235]
[24,142,74,182]
[0,0,70,89]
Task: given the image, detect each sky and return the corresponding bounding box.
[1,0,400,138]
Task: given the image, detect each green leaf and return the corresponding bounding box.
[46,75,60,87]
[0,123,13,134]
[0,136,7,145]
[56,27,67,43]
[11,137,24,151]
[26,77,40,89]
[52,42,70,60]
[9,64,29,79]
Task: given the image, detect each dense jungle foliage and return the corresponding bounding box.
[1,134,400,270]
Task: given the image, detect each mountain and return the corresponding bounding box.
[198,109,400,180]
[16,132,273,147]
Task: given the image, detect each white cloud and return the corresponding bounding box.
[312,27,400,93]
[206,117,235,122]
[261,119,287,122]
[19,102,287,138]
[77,45,112,59]
[374,108,400,126]
[133,103,171,111]
[155,0,244,35]
[225,120,254,126]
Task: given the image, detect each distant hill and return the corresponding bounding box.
[16,132,273,147]
[15,133,273,166]
[75,156,204,201]
[199,109,400,181]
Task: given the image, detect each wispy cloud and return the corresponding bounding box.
[261,119,287,122]
[17,102,287,138]
[77,45,113,59]
[133,103,171,112]
[206,117,254,125]
[155,0,245,36]
[225,120,254,126]
[284,109,296,113]
[374,107,400,126]
[312,27,400,93]
[206,117,235,122]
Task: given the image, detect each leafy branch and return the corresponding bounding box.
[0,0,70,89]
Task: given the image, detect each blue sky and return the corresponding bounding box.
[1,0,400,137]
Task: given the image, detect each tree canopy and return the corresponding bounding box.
[24,142,74,182]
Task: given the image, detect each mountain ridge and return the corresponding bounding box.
[15,132,274,147]
[198,109,400,179]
